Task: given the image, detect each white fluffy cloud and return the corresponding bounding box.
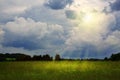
[62,0,120,58]
[105,30,120,47]
[65,13,115,47]
[65,0,116,48]
[4,17,64,38]
[1,17,65,50]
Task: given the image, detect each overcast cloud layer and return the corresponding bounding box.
[0,0,120,58]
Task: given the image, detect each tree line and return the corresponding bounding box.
[0,52,120,61]
[0,53,61,61]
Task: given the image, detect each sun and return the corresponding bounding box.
[83,13,93,23]
[79,12,97,28]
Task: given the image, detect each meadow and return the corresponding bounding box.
[0,61,120,80]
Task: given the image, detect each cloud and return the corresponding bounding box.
[0,0,45,24]
[0,0,44,14]
[105,30,120,47]
[63,28,120,58]
[0,28,4,43]
[62,0,120,58]
[110,0,120,12]
[0,0,120,58]
[21,5,71,27]
[1,17,65,50]
[65,10,77,19]
[0,1,71,27]
[44,0,73,10]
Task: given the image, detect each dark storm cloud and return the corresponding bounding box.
[2,37,43,50]
[65,10,77,19]
[44,0,73,9]
[2,31,65,50]
[110,0,120,11]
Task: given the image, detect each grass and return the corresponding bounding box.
[0,61,120,80]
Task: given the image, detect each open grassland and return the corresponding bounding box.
[0,61,120,80]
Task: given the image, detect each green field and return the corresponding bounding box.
[0,61,120,80]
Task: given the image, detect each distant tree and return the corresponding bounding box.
[55,54,61,61]
[0,53,54,61]
[0,53,5,61]
[110,53,120,61]
[104,57,108,61]
[42,54,53,61]
[33,55,42,61]
[12,53,31,61]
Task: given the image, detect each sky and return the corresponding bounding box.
[0,0,120,59]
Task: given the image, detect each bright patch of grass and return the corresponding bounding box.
[0,61,120,80]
